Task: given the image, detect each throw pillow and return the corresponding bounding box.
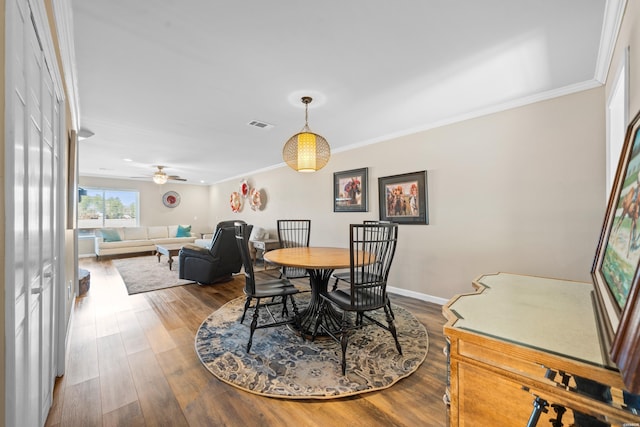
[249,226,267,241]
[176,225,191,237]
[101,228,121,242]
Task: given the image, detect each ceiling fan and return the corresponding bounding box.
[132,165,186,184]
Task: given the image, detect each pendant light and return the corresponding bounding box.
[282,96,331,172]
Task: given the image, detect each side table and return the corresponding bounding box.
[443,272,640,425]
[78,268,90,296]
[249,239,280,269]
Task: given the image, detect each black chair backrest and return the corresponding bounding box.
[277,219,311,278]
[209,225,244,270]
[208,219,245,247]
[348,223,398,310]
[218,219,244,229]
[234,222,255,294]
[277,219,311,248]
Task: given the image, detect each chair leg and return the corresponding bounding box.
[384,305,402,355]
[281,295,289,317]
[247,299,261,352]
[311,299,327,341]
[340,311,349,375]
[289,296,302,334]
[387,299,395,319]
[241,296,251,323]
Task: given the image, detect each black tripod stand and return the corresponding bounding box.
[526,397,566,427]
[525,369,568,427]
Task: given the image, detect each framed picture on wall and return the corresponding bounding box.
[592,109,640,393]
[378,171,428,225]
[334,168,368,212]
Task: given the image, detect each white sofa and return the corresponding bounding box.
[193,233,214,249]
[94,225,197,258]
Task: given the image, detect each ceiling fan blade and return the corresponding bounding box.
[130,167,186,182]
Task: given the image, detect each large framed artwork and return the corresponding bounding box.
[592,109,640,393]
[378,171,428,225]
[334,168,368,212]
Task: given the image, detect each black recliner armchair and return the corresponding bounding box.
[178,220,246,285]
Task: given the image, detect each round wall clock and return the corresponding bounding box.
[162,191,181,208]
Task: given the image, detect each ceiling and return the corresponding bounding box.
[72,0,611,185]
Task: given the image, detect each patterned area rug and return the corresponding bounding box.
[195,293,429,399]
[113,255,195,295]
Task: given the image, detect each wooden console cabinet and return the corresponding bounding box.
[443,273,640,426]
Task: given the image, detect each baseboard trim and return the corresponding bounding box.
[387,285,447,306]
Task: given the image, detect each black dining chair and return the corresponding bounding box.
[331,220,395,318]
[234,222,301,352]
[276,219,311,280]
[313,222,401,375]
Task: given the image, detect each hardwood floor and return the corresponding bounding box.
[45,258,449,427]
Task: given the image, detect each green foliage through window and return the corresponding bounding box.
[78,188,139,228]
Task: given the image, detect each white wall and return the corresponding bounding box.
[208,88,606,301]
[78,177,213,235]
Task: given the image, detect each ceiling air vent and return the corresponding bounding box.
[247,120,274,130]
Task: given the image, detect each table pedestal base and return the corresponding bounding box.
[296,269,342,336]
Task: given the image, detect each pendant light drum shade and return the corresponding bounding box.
[283,96,331,172]
[283,130,330,172]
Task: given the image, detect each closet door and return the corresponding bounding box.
[6,0,62,424]
[38,36,59,421]
[8,0,30,424]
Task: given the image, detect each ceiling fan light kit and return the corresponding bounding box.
[283,96,331,172]
[147,165,187,184]
[153,167,169,184]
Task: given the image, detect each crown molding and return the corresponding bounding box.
[594,0,628,84]
[51,0,80,130]
[28,0,65,101]
[333,79,604,155]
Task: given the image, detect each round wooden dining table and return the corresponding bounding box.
[264,247,351,335]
